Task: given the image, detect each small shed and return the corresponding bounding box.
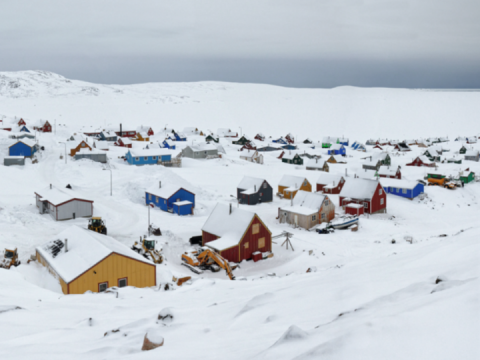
[459,171,475,184]
[202,204,272,263]
[345,203,364,216]
[146,183,195,215]
[4,156,25,166]
[36,226,156,294]
[35,186,93,221]
[237,176,273,205]
[9,140,38,157]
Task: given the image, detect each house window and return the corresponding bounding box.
[325,200,329,206]
[152,156,157,160]
[380,198,384,205]
[263,183,267,188]
[312,215,316,221]
[364,202,368,209]
[321,213,325,219]
[98,282,108,292]
[252,224,260,235]
[118,278,127,288]
[403,189,407,194]
[148,194,152,200]
[135,157,139,161]
[258,237,265,248]
[244,242,249,249]
[379,189,383,195]
[144,157,148,161]
[303,180,307,186]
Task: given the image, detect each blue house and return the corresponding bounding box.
[327,144,346,155]
[9,140,38,157]
[99,131,118,142]
[339,138,349,146]
[272,137,288,145]
[126,149,171,165]
[281,144,297,150]
[146,183,195,215]
[19,125,31,133]
[173,132,186,141]
[381,179,424,200]
[162,140,176,149]
[351,141,357,148]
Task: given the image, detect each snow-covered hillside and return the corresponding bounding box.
[0,71,479,359]
[1,71,479,139]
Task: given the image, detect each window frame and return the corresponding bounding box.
[252,223,260,235]
[98,282,108,293]
[118,278,127,288]
[258,237,265,248]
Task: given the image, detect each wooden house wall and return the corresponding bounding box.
[202,231,219,246]
[36,250,69,294]
[69,253,155,294]
[238,216,271,262]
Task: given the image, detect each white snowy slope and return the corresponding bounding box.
[0,71,479,359]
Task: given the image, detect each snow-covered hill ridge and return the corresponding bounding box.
[0,70,479,139]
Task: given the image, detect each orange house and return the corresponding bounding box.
[278,175,312,199]
[70,140,92,156]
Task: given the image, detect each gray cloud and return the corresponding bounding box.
[1,0,479,87]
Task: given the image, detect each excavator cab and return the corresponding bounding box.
[4,249,15,259]
[88,217,107,235]
[143,239,155,251]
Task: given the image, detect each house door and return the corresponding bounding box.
[294,215,298,227]
[42,202,48,214]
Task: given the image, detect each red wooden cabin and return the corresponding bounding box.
[316,173,345,194]
[201,204,272,263]
[254,133,265,141]
[18,118,26,126]
[33,120,52,132]
[114,138,133,148]
[406,156,436,167]
[339,178,386,214]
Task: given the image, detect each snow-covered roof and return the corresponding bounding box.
[118,137,133,144]
[136,131,149,138]
[10,139,36,148]
[202,203,256,249]
[279,175,308,188]
[377,167,399,176]
[35,186,93,206]
[280,190,328,215]
[305,159,323,168]
[101,131,117,137]
[36,226,152,284]
[339,178,380,200]
[418,155,435,164]
[329,144,344,150]
[238,176,265,193]
[128,149,172,157]
[75,148,105,155]
[316,173,344,186]
[188,144,218,152]
[380,178,422,190]
[146,183,194,199]
[173,200,192,206]
[363,152,389,163]
[357,169,378,180]
[136,125,152,132]
[465,150,479,156]
[346,203,363,209]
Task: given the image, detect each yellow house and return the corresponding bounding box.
[134,132,150,142]
[278,175,312,199]
[36,226,156,294]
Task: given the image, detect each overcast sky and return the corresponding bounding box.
[1,0,479,88]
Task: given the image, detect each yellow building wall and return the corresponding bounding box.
[68,253,156,294]
[36,250,68,295]
[278,182,311,199]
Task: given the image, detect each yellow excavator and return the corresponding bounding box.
[88,217,107,235]
[132,237,163,264]
[0,248,21,269]
[182,248,236,280]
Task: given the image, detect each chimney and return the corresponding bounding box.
[65,239,68,252]
[333,181,335,187]
[50,184,52,189]
[159,181,161,188]
[229,203,232,214]
[120,123,123,137]
[254,185,256,192]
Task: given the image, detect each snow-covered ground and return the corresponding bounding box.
[0,71,479,359]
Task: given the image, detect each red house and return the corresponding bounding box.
[240,142,257,151]
[255,133,265,141]
[114,130,136,138]
[201,203,272,263]
[114,137,133,148]
[406,156,436,167]
[33,120,52,132]
[377,166,402,179]
[345,203,364,216]
[18,118,26,126]
[285,133,295,144]
[339,178,386,214]
[137,126,154,136]
[316,173,345,194]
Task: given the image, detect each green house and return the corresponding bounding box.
[282,154,303,165]
[447,158,462,164]
[460,171,475,184]
[232,136,250,145]
[459,146,467,154]
[205,135,219,143]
